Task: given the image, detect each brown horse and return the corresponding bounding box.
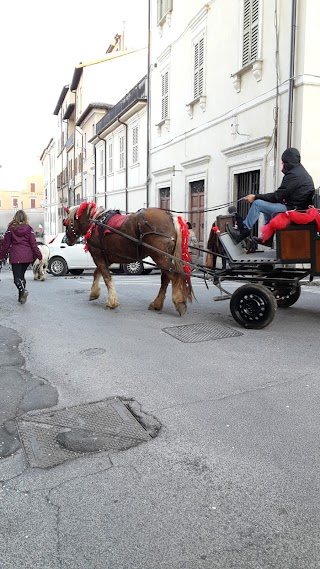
[63,202,193,316]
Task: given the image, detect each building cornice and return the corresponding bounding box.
[222,137,271,157]
[181,155,211,169]
[189,3,210,33]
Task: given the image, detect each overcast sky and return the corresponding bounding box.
[0,0,148,190]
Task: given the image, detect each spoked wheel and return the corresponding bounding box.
[270,284,301,308]
[230,284,277,329]
[122,261,144,275]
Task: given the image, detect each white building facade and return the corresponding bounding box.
[149,0,320,253]
[90,76,148,213]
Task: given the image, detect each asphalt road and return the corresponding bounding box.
[0,265,320,568]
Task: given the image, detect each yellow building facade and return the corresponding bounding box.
[0,174,45,233]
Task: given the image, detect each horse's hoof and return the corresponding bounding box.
[89,294,100,301]
[177,303,187,316]
[105,302,119,310]
[148,302,161,312]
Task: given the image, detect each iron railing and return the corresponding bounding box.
[96,75,147,135]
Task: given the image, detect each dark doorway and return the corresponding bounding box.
[189,180,205,258]
[159,187,170,210]
[236,170,260,235]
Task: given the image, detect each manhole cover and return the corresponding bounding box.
[162,322,243,343]
[16,399,151,468]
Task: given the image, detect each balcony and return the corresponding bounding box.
[66,133,74,151]
[96,75,147,135]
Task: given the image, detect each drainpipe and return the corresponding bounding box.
[97,134,107,209]
[118,117,128,213]
[287,0,297,148]
[146,0,151,207]
[93,145,97,202]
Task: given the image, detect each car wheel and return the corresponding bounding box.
[48,257,68,277]
[69,269,84,275]
[122,261,144,275]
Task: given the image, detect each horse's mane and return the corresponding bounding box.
[68,202,104,225]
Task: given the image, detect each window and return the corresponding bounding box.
[13,198,18,208]
[242,0,259,66]
[108,141,113,174]
[83,133,87,159]
[83,177,87,198]
[161,70,169,120]
[132,125,138,164]
[99,146,105,177]
[194,36,205,99]
[119,134,125,169]
[157,0,172,24]
[30,183,35,193]
[30,199,36,209]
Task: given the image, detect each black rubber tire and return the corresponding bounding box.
[122,261,144,275]
[273,284,301,308]
[69,269,84,276]
[143,269,153,275]
[48,257,68,277]
[230,284,277,329]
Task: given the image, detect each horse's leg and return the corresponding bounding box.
[171,275,188,316]
[148,270,170,311]
[89,267,102,300]
[89,259,120,309]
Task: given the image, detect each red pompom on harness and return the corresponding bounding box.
[178,216,192,278]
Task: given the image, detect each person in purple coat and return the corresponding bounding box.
[0,210,42,304]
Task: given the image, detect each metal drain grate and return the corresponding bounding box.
[16,399,151,468]
[162,322,243,343]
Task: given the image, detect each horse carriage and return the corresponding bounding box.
[63,201,320,330]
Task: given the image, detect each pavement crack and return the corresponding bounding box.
[155,372,315,412]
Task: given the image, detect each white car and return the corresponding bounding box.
[47,233,157,276]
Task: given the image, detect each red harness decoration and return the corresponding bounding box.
[99,213,129,234]
[178,216,192,278]
[260,208,320,242]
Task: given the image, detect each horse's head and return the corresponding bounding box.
[63,202,97,245]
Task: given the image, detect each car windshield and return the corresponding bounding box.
[61,235,84,245]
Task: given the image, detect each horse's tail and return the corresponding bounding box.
[172,215,194,303]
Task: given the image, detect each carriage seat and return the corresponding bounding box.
[219,232,278,265]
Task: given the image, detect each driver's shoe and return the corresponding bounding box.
[252,236,274,248]
[226,224,250,244]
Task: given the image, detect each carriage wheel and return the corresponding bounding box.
[271,284,301,308]
[230,284,277,329]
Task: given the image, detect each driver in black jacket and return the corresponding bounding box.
[227,148,315,244]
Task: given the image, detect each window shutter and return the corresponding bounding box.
[198,37,204,96]
[194,37,204,99]
[251,0,259,60]
[161,71,169,120]
[194,42,199,99]
[242,0,259,66]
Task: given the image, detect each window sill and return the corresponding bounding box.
[130,162,140,169]
[185,95,206,118]
[155,118,170,135]
[157,10,172,35]
[231,59,263,92]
